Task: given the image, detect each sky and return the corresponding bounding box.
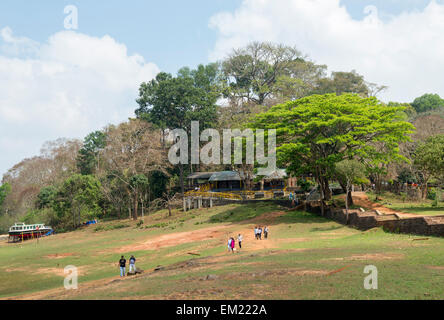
[0,0,443,177]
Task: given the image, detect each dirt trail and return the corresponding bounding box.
[6,210,292,300]
[116,225,230,253]
[351,192,420,218]
[115,211,288,254]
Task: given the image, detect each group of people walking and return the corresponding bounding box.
[118,255,136,277]
[254,226,269,240]
[227,226,271,253]
[227,234,243,253]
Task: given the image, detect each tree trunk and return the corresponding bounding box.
[339,180,353,206]
[141,199,144,218]
[167,199,172,217]
[345,185,350,225]
[320,177,331,200]
[179,163,185,197]
[421,182,428,200]
[375,176,382,195]
[133,191,139,220]
[347,190,353,206]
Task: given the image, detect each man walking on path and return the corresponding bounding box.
[258,227,262,240]
[118,256,126,277]
[228,237,233,252]
[238,233,243,249]
[264,226,269,239]
[254,226,258,240]
[129,255,136,273]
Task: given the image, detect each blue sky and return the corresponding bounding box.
[0,0,436,73]
[0,0,240,73]
[1,0,444,177]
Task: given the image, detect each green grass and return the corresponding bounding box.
[366,191,444,216]
[208,201,279,223]
[2,202,444,299]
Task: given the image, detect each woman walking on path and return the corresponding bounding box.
[230,237,235,253]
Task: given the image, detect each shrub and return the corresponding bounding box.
[428,188,437,201]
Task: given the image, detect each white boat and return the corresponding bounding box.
[8,222,53,241]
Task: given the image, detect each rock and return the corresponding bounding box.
[154,266,164,272]
[205,274,218,281]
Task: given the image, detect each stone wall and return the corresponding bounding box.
[305,201,444,238]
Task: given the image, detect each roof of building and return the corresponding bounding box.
[188,169,288,182]
[208,171,242,182]
[187,172,215,180]
[262,169,287,180]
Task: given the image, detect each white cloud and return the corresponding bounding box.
[0,28,159,177]
[209,0,444,103]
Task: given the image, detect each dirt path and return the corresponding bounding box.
[351,192,420,218]
[6,210,290,300]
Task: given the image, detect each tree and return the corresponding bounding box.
[274,59,327,102]
[250,94,414,201]
[336,160,367,223]
[1,138,81,218]
[222,42,321,107]
[412,94,444,113]
[135,66,220,195]
[99,119,168,220]
[311,70,370,97]
[36,186,57,209]
[53,174,103,230]
[77,131,106,175]
[0,183,11,211]
[387,102,417,120]
[413,135,444,199]
[129,174,149,218]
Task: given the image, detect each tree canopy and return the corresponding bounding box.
[135,64,220,132]
[412,93,444,113]
[250,93,414,199]
[413,134,444,198]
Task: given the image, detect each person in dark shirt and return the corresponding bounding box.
[118,256,126,277]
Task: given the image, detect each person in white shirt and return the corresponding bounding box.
[228,237,232,252]
[238,234,243,249]
[254,227,258,240]
[264,226,269,239]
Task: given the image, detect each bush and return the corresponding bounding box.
[94,223,130,232]
[428,188,437,201]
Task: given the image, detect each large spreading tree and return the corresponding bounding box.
[250,93,415,200]
[135,65,221,195]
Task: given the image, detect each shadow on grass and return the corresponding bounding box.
[207,202,330,226]
[310,225,344,232]
[389,206,444,215]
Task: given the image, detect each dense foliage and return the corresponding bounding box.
[1,41,443,233]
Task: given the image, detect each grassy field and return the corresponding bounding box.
[366,191,444,216]
[2,201,444,300]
